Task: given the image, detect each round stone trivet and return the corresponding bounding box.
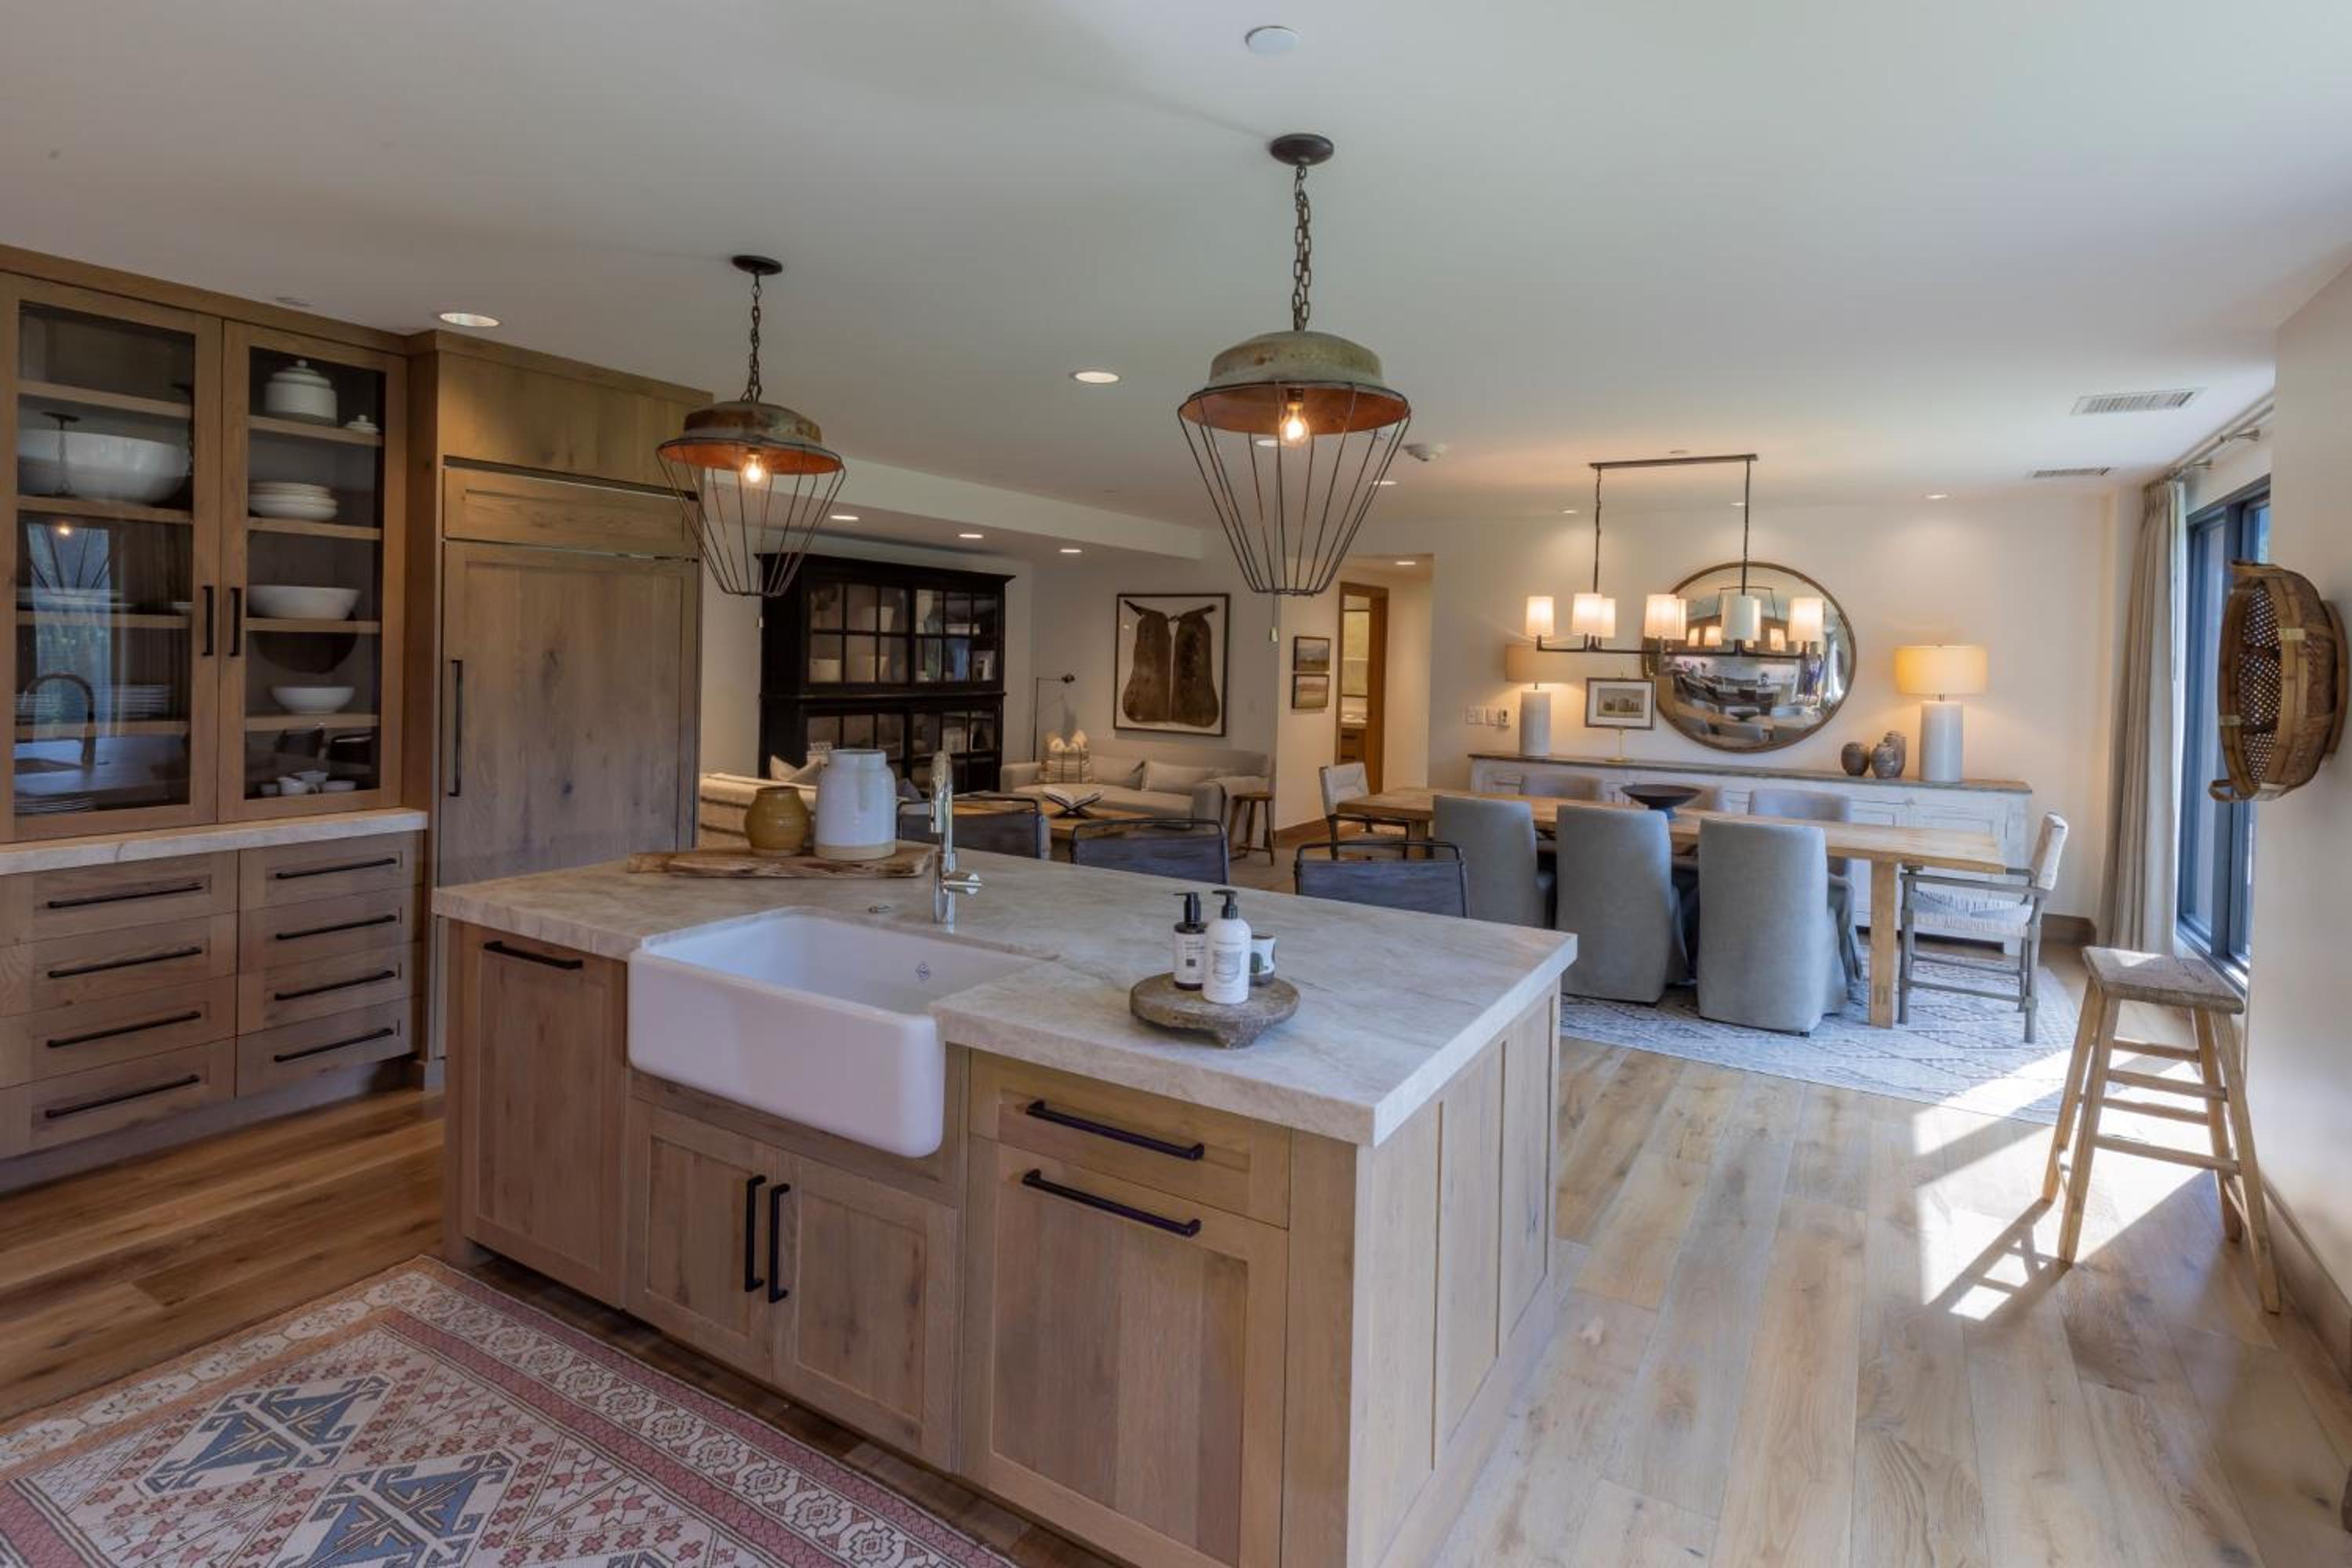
[1128,973,1299,1050]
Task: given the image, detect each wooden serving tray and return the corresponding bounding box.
[626,845,937,879]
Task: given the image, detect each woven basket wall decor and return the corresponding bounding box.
[2211,561,2347,803]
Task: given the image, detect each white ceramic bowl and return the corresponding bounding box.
[262,361,339,424]
[249,495,340,521]
[249,585,360,620]
[17,431,191,505]
[270,684,356,715]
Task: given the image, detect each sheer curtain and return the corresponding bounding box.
[2101,478,2186,953]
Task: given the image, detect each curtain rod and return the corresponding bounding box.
[2163,394,2273,481]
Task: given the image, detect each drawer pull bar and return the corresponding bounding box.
[1023,1098,1206,1162]
[742,1174,767,1293]
[276,913,401,943]
[767,1180,792,1303]
[49,1009,205,1050]
[483,940,583,971]
[45,1074,201,1120]
[272,855,401,882]
[1021,1169,1203,1238]
[47,944,204,980]
[273,1025,397,1065]
[272,968,397,1002]
[45,880,205,912]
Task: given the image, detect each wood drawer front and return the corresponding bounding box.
[239,886,419,969]
[443,465,695,557]
[16,1039,234,1153]
[238,999,417,1096]
[240,943,419,1033]
[240,833,423,908]
[0,854,238,943]
[1,978,238,1084]
[969,1055,1290,1228]
[0,913,238,1014]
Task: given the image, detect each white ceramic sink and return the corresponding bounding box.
[626,909,1039,1158]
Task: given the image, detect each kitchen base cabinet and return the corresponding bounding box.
[624,1098,787,1375]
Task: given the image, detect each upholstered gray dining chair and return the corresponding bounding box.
[1433,795,1552,927]
[1747,786,1860,976]
[1550,803,1687,1003]
[1294,840,1468,917]
[1899,812,2070,1042]
[898,795,1047,858]
[1318,761,1414,839]
[1068,817,1231,882]
[1694,818,1849,1033]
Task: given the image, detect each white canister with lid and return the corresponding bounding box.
[812,749,900,861]
[263,358,339,424]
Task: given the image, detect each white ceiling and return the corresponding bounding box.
[5,0,2349,527]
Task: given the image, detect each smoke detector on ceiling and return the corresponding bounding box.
[2031,466,2114,479]
[2071,389,2202,416]
[1402,441,1447,463]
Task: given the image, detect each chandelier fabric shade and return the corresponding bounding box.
[1525,595,1556,640]
[1642,593,1688,642]
[1178,135,1410,597]
[1570,592,1617,641]
[1787,595,1827,648]
[657,256,848,599]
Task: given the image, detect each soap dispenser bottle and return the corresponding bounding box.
[1172,891,1207,990]
[1204,887,1252,1005]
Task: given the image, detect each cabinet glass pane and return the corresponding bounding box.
[809,633,844,682]
[844,634,878,684]
[916,589,942,634]
[874,711,904,757]
[811,582,844,630]
[880,586,909,638]
[848,583,878,632]
[842,713,873,748]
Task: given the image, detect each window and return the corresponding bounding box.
[2178,481,2270,977]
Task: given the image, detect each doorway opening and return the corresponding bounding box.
[1337,582,1388,792]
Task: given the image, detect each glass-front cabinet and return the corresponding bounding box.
[1,278,403,838]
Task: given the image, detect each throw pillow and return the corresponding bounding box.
[1042,735,1093,786]
[767,754,824,784]
[1092,753,1148,788]
[1142,760,1219,794]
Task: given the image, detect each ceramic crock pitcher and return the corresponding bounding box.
[812,749,899,860]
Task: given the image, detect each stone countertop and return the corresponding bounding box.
[1471,752,2031,793]
[0,808,429,875]
[434,853,1574,1147]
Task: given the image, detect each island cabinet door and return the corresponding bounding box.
[623,1098,791,1377]
[961,1138,1287,1568]
[451,925,626,1305]
[769,1154,958,1469]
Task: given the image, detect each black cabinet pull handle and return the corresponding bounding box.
[45,1074,201,1120]
[767,1181,792,1302]
[447,659,464,797]
[49,1009,205,1050]
[1020,1169,1203,1238]
[46,944,203,980]
[276,913,399,943]
[1023,1099,1206,1162]
[228,586,244,657]
[482,940,583,971]
[273,1025,397,1065]
[45,880,205,911]
[273,855,399,882]
[271,967,396,1002]
[742,1174,767,1293]
[200,585,216,657]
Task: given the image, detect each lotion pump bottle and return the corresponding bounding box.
[1204,887,1251,1005]
[1171,891,1207,990]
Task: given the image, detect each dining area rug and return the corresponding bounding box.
[1557,955,2082,1123]
[0,1258,1010,1567]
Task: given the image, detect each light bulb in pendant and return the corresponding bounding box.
[1279,400,1308,445]
[740,453,767,486]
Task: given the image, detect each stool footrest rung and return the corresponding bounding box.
[2099,1095,2213,1125]
[2109,1036,2200,1062]
[2089,1132,2238,1173]
[2104,1067,2224,1100]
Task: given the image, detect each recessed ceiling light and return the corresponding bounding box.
[958,531,985,539]
[1925,492,1950,500]
[1394,559,1417,567]
[1375,478,1398,486]
[829,513,859,522]
[437,310,500,328]
[1560,508,1579,515]
[1731,500,1745,507]
[1254,437,1279,448]
[1244,24,1299,55]
[1059,546,1083,554]
[1070,368,1120,384]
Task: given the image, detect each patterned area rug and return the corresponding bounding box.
[1559,956,2081,1124]
[0,1259,1009,1567]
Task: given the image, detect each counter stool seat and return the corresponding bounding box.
[2043,946,2278,1312]
[1225,787,1276,865]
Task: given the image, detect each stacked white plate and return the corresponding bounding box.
[249,481,338,521]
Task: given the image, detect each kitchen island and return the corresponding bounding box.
[435,851,1573,1568]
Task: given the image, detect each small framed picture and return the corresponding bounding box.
[1586,677,1655,730]
[1291,673,1330,710]
[1292,635,1333,676]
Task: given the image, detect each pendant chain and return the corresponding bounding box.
[743,270,764,403]
[1290,164,1313,332]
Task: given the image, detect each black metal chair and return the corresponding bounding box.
[897,794,1047,858]
[1292,839,1468,917]
[1067,817,1231,882]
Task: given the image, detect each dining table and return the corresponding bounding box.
[1336,787,2009,1028]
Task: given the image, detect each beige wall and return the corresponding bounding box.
[2247,258,2352,1302]
[1348,495,2121,920]
[1272,564,1434,829]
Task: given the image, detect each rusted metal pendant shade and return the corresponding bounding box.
[1179,136,1410,597]
[657,256,847,598]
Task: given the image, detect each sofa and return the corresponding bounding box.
[999,745,1269,827]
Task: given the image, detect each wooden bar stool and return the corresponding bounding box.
[1225,787,1276,865]
[2043,946,2278,1311]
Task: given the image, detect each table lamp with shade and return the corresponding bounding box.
[1504,640,1561,757]
[1894,644,1988,783]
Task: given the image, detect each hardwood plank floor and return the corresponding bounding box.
[2,942,2347,1568]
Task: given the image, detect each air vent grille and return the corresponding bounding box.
[2031,466,2114,479]
[2071,389,2202,416]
